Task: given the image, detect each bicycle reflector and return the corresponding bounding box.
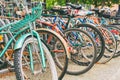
[0,35,3,42]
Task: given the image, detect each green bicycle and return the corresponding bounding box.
[0,0,59,80]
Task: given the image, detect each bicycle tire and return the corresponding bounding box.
[97,26,117,63]
[76,23,105,63]
[36,28,69,80]
[14,37,58,80]
[104,25,120,58]
[64,28,97,75]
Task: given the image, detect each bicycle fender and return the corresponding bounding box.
[14,33,32,50]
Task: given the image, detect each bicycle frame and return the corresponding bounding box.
[0,1,46,73]
[37,14,87,51]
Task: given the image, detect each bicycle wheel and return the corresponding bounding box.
[104,25,120,58]
[75,23,105,63]
[36,28,69,80]
[64,28,97,75]
[14,37,58,80]
[97,27,117,63]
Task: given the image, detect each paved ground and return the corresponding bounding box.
[1,56,120,80]
[63,57,120,80]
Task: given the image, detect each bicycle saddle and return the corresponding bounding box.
[66,3,82,9]
[51,8,68,15]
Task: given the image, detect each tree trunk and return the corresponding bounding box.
[101,1,105,9]
[118,5,120,12]
[94,0,98,8]
[44,0,46,9]
[66,0,69,5]
[116,5,120,17]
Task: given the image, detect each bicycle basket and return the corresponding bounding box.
[10,0,42,32]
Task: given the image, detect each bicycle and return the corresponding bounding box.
[36,8,97,75]
[66,3,116,63]
[58,3,106,63]
[0,0,59,80]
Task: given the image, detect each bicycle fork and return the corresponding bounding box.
[29,30,46,75]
